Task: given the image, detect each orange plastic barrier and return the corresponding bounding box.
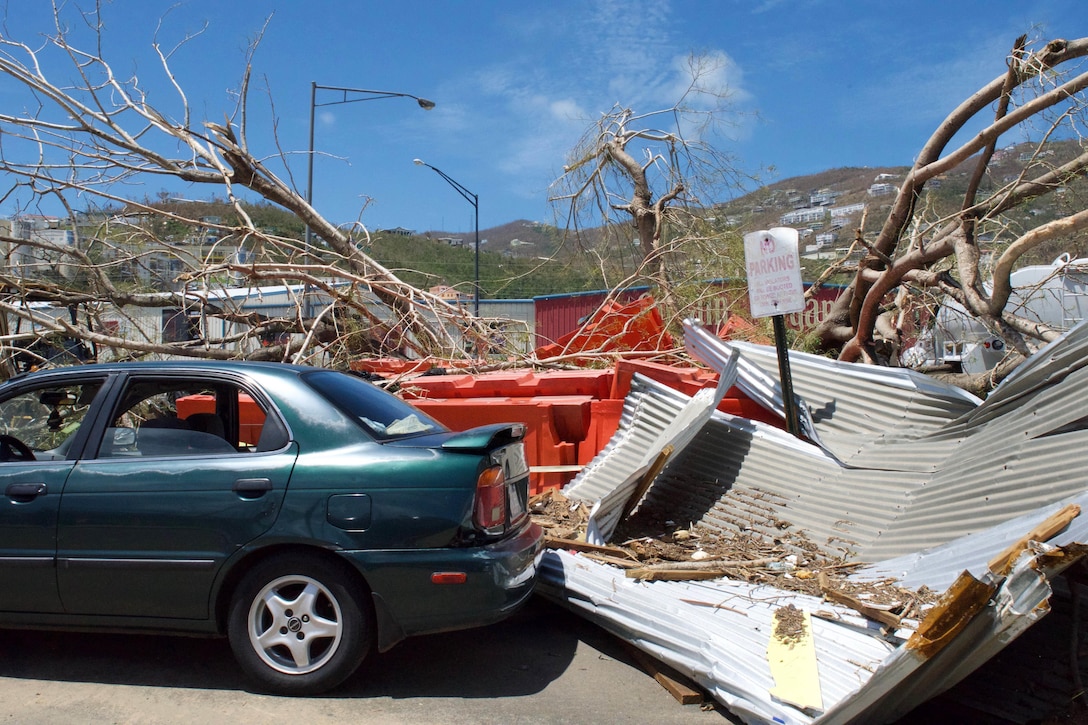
[612,359,783,428]
[717,313,771,345]
[401,369,614,401]
[611,359,717,399]
[534,297,674,360]
[175,393,266,445]
[411,395,594,494]
[580,398,624,466]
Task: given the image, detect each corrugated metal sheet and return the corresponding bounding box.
[563,348,739,544]
[478,298,534,354]
[544,319,1088,723]
[685,320,823,446]
[719,338,981,449]
[539,514,1086,724]
[631,320,1088,560]
[538,549,900,725]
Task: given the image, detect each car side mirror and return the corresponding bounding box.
[112,427,136,446]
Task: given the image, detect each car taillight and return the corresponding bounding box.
[474,464,507,533]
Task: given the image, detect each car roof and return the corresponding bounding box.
[2,359,325,386]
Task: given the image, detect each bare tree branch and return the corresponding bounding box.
[0,2,495,375]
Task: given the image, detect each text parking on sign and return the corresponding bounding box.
[743,228,805,319]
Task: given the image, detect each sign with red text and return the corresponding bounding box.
[743,227,805,318]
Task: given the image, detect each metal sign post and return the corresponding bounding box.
[743,228,806,437]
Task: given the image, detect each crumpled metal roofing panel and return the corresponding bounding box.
[646,338,1088,559]
[684,320,823,446]
[674,319,1088,559]
[543,319,1088,722]
[858,492,1088,590]
[641,415,924,559]
[538,496,1088,724]
[537,550,900,725]
[716,338,982,468]
[562,349,739,544]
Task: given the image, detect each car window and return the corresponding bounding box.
[302,370,444,440]
[0,380,103,461]
[99,378,282,458]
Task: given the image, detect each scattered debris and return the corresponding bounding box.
[531,488,938,625]
[773,604,807,646]
[533,318,1088,723]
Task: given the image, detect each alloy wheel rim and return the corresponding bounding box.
[247,574,344,675]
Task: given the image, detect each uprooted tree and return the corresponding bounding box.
[551,36,1088,393]
[812,35,1088,392]
[548,54,753,331]
[0,6,494,377]
[3,7,1088,394]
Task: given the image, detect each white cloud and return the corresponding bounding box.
[445,0,758,208]
[548,98,587,122]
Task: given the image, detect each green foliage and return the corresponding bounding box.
[366,232,606,299]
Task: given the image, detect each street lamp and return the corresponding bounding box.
[305,83,435,246]
[413,159,480,316]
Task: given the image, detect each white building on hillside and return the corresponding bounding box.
[780,207,828,225]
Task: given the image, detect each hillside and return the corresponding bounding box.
[101,139,1086,301]
[394,140,1088,298]
[416,219,563,258]
[711,139,1088,267]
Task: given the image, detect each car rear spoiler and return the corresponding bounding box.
[441,423,527,451]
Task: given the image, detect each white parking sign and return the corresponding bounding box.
[744,227,805,318]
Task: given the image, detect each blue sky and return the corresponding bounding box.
[1,0,1084,235]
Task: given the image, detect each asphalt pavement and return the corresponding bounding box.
[2,586,1085,724]
[0,595,730,724]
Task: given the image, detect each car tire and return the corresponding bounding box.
[227,554,373,695]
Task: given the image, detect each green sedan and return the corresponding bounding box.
[0,360,542,695]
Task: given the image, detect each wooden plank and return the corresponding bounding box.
[988,503,1080,576]
[580,551,641,569]
[627,568,725,581]
[818,572,901,629]
[619,444,674,521]
[624,644,704,705]
[543,536,633,559]
[766,607,823,711]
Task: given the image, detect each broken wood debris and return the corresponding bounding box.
[530,487,939,626]
[818,572,901,629]
[988,503,1081,576]
[623,642,705,706]
[620,444,674,521]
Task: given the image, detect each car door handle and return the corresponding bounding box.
[6,482,47,501]
[233,478,273,498]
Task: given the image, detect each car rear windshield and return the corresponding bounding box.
[302,370,445,440]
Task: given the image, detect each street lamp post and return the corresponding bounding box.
[413,159,480,316]
[305,83,435,247]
